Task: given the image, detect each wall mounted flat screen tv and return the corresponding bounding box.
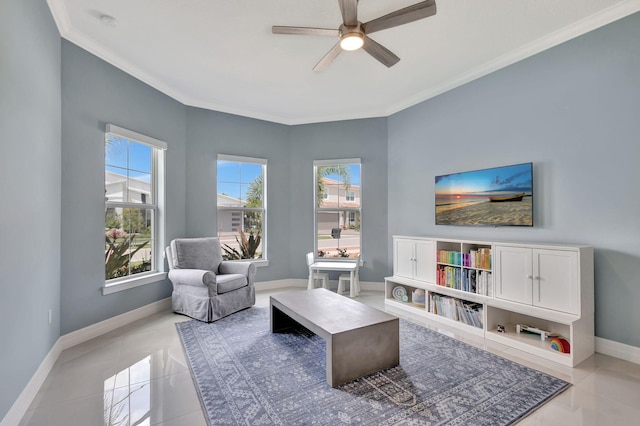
[435,163,533,226]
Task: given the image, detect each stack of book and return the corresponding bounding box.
[437,267,492,296]
[437,250,461,265]
[437,265,461,288]
[428,293,483,328]
[462,248,492,269]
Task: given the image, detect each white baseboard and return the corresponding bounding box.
[255,279,306,291]
[596,337,640,365]
[59,297,171,351]
[255,279,384,292]
[358,280,384,291]
[1,339,64,426]
[1,297,171,426]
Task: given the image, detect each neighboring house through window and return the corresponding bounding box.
[104,124,166,291]
[313,159,361,259]
[217,155,267,261]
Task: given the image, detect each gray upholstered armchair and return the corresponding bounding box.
[165,237,256,322]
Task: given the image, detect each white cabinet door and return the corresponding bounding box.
[494,245,533,305]
[534,249,579,314]
[394,238,415,279]
[415,240,435,282]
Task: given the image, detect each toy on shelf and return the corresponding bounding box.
[516,324,558,341]
[550,338,571,353]
[412,288,426,306]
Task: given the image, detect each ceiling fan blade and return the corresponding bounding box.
[363,0,436,34]
[313,42,343,71]
[272,26,340,36]
[362,36,400,68]
[338,0,358,27]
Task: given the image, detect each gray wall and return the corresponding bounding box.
[0,0,61,418]
[289,119,389,282]
[388,13,640,347]
[60,41,187,334]
[185,108,290,282]
[184,112,389,283]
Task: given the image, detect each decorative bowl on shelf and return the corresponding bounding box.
[392,286,409,302]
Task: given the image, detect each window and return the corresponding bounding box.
[217,155,266,261]
[314,159,361,260]
[104,124,166,290]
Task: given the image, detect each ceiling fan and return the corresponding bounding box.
[272,0,437,71]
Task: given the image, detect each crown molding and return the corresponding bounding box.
[384,0,640,118]
[47,0,640,126]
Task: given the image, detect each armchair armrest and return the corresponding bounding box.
[219,261,256,286]
[168,269,217,290]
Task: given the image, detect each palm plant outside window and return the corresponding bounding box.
[217,155,266,260]
[314,159,361,260]
[104,125,166,283]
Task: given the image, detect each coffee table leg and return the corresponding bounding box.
[326,320,399,387]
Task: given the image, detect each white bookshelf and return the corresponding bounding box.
[385,236,594,367]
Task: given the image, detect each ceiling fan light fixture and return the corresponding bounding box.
[340,33,364,51]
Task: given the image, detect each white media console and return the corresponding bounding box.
[385,236,594,367]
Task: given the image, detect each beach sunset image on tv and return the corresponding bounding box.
[435,163,533,226]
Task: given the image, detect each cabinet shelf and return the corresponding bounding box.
[429,282,486,304]
[389,236,594,368]
[485,328,571,365]
[385,297,426,312]
[437,262,460,267]
[462,266,492,272]
[384,277,485,337]
[423,309,485,337]
[486,297,580,325]
[436,263,492,272]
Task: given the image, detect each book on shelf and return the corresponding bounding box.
[428,293,483,328]
[437,265,460,289]
[476,271,492,296]
[464,248,492,269]
[437,249,461,265]
[437,266,491,297]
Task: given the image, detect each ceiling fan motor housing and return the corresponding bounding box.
[339,23,364,50]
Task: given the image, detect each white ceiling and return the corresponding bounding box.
[47,0,640,125]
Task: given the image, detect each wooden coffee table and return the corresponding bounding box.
[270,288,399,387]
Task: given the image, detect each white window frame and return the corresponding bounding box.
[217,154,268,266]
[313,158,362,262]
[103,124,167,295]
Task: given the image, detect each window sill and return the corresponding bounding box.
[103,271,168,295]
[224,259,269,267]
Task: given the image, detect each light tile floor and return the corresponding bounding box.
[19,287,640,425]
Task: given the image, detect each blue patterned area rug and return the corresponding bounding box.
[176,307,569,425]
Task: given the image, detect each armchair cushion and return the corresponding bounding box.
[216,274,248,294]
[171,237,223,272]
